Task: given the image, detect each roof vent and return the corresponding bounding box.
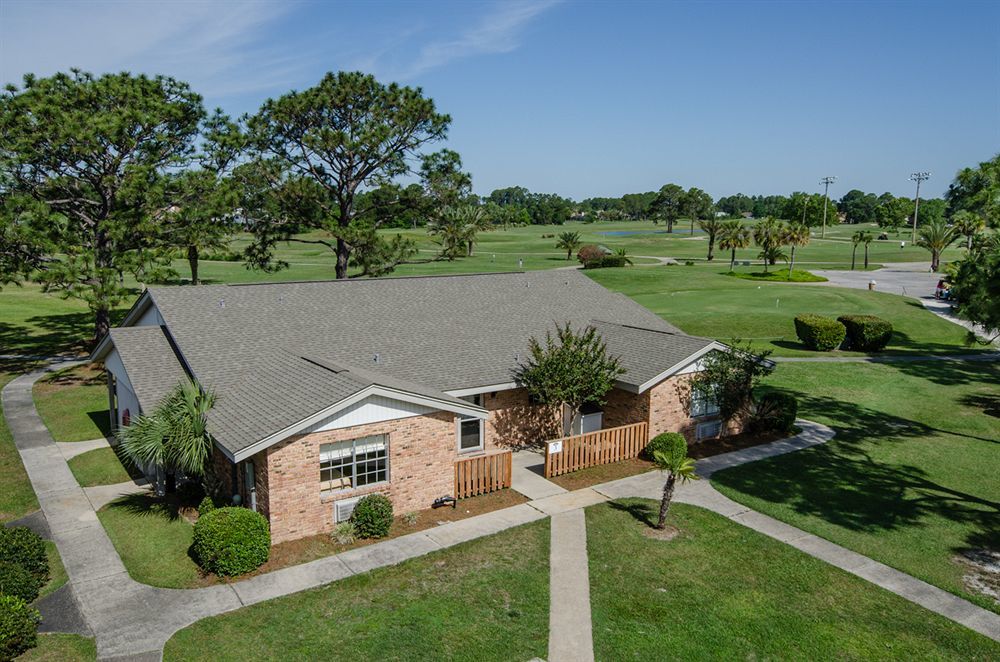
[373,353,381,365]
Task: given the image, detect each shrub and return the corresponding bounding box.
[331,521,356,545]
[0,595,40,660]
[582,254,627,269]
[192,507,270,576]
[794,314,846,351]
[0,562,41,604]
[644,432,687,463]
[350,494,394,539]
[576,244,606,265]
[177,481,205,508]
[197,495,217,517]
[0,528,47,583]
[750,392,798,434]
[838,315,893,351]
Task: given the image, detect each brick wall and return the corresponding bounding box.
[263,410,456,544]
[648,373,732,443]
[482,388,560,450]
[602,387,650,429]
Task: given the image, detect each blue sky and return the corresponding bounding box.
[2,0,997,200]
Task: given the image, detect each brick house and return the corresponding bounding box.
[92,271,729,543]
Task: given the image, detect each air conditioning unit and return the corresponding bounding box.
[333,496,360,523]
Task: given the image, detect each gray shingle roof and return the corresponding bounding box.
[108,326,189,412]
[126,270,709,456]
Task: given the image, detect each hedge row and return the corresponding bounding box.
[0,527,49,659]
[794,314,893,352]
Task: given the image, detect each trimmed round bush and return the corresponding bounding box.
[644,432,687,464]
[192,507,270,576]
[838,315,893,351]
[751,392,798,434]
[350,494,394,539]
[0,595,40,660]
[0,528,48,582]
[794,314,846,351]
[0,562,41,604]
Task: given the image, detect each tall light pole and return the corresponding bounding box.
[909,171,930,243]
[820,176,837,238]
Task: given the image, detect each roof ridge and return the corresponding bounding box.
[224,271,537,288]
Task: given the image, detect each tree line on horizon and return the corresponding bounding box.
[1,68,997,344]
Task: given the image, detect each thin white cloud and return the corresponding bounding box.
[0,0,299,100]
[381,0,562,80]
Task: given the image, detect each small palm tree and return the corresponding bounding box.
[951,210,986,250]
[652,434,699,529]
[555,231,582,260]
[916,218,957,272]
[753,217,786,273]
[861,231,874,269]
[118,379,216,493]
[614,247,634,266]
[783,221,810,278]
[697,217,724,261]
[718,220,751,272]
[850,230,864,270]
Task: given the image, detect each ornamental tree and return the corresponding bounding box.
[689,339,774,425]
[0,71,205,342]
[949,239,1000,344]
[242,71,452,279]
[514,323,625,435]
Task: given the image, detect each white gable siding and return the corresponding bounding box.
[105,347,140,426]
[675,356,709,376]
[135,302,165,327]
[301,394,437,433]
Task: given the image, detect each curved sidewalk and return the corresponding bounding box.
[5,365,998,659]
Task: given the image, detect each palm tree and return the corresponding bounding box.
[555,231,582,260]
[753,217,786,273]
[118,379,216,494]
[652,437,698,529]
[428,206,486,260]
[782,221,810,278]
[916,218,957,272]
[718,220,751,272]
[697,217,724,261]
[951,210,986,250]
[614,247,634,266]
[861,231,874,269]
[850,229,868,270]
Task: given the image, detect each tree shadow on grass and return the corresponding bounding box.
[0,307,129,358]
[890,355,1000,388]
[714,385,1000,553]
[608,499,657,528]
[105,492,183,522]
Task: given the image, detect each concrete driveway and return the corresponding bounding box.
[812,262,995,344]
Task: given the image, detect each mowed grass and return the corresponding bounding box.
[17,634,96,662]
[712,361,1000,613]
[0,369,39,522]
[587,500,1000,659]
[164,519,550,661]
[67,446,140,487]
[33,363,111,442]
[40,540,69,600]
[98,493,202,589]
[587,265,979,357]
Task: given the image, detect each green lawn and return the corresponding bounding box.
[728,267,827,282]
[33,364,110,442]
[164,519,550,661]
[0,369,39,523]
[587,265,981,357]
[67,447,139,487]
[39,540,68,600]
[98,493,202,589]
[587,500,999,659]
[17,634,96,661]
[712,361,1000,613]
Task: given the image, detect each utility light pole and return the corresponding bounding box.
[909,171,930,243]
[820,176,837,238]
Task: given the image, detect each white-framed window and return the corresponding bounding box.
[457,394,484,453]
[690,387,720,418]
[696,420,723,440]
[320,434,388,493]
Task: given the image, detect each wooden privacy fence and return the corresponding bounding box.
[543,422,648,478]
[454,449,513,499]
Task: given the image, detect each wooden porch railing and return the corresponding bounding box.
[543,422,648,478]
[454,449,513,499]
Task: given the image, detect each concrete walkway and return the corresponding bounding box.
[57,437,113,460]
[6,363,999,657]
[547,510,594,662]
[83,478,152,512]
[512,449,567,500]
